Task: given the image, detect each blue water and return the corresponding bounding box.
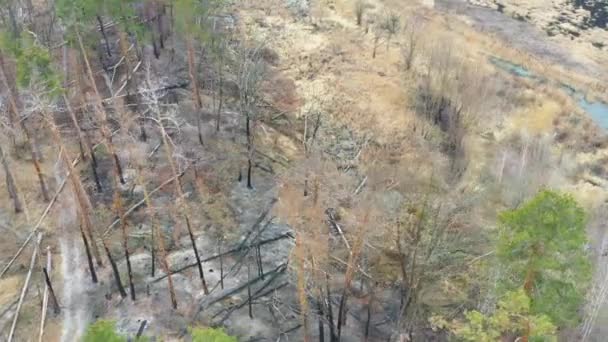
[491,56,608,129]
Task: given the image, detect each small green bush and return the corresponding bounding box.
[82,320,149,342]
[82,320,126,342]
[190,327,237,342]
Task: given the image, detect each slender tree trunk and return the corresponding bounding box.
[256,244,264,279]
[138,170,177,309]
[79,224,98,283]
[42,267,60,314]
[157,13,164,49]
[0,54,18,148]
[0,145,23,213]
[295,234,310,342]
[114,171,135,300]
[218,243,224,290]
[246,116,253,189]
[87,128,103,192]
[151,226,156,277]
[216,45,224,132]
[97,15,112,57]
[103,241,127,298]
[247,157,253,189]
[156,101,208,295]
[337,289,348,339]
[186,38,203,145]
[247,260,253,319]
[63,94,87,161]
[185,216,208,294]
[318,292,325,342]
[364,285,374,341]
[0,55,49,201]
[77,31,126,188]
[326,274,337,342]
[44,111,103,267]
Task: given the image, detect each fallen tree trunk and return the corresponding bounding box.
[8,233,42,342]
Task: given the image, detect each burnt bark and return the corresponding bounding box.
[42,267,61,314]
[97,15,112,57]
[79,225,98,284]
[0,145,22,213]
[186,216,208,294]
[104,242,127,298]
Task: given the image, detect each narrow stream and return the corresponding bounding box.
[489,57,608,129]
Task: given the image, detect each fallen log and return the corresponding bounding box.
[152,232,293,283]
[8,233,42,342]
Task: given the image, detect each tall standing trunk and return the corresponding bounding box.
[157,11,164,49]
[97,15,112,57]
[156,102,208,295]
[79,224,98,283]
[63,95,87,161]
[22,124,50,202]
[317,287,325,342]
[0,54,49,201]
[44,111,103,266]
[77,31,126,187]
[247,260,253,319]
[186,38,204,146]
[0,145,23,213]
[138,170,178,309]
[115,192,136,301]
[103,241,127,298]
[246,116,253,189]
[185,216,209,293]
[216,44,224,132]
[326,274,337,342]
[0,54,18,147]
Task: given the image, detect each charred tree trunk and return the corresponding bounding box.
[326,275,337,342]
[0,56,49,202]
[42,267,61,314]
[79,224,98,284]
[80,226,97,284]
[138,170,178,309]
[185,216,209,294]
[63,95,87,161]
[25,124,50,202]
[103,242,127,298]
[318,292,325,342]
[364,285,374,341]
[218,243,224,290]
[44,111,103,267]
[0,53,18,148]
[151,227,156,277]
[77,31,126,189]
[97,15,112,57]
[247,261,253,319]
[246,116,253,189]
[216,45,224,132]
[186,38,203,146]
[0,145,23,213]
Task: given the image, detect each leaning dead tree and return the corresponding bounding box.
[41,108,103,271]
[142,66,209,294]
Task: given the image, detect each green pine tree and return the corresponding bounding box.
[497,190,592,327]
